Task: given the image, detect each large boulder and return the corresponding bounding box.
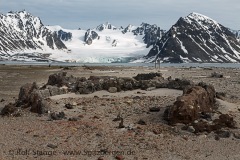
[17,82,38,107]
[164,84,216,124]
[47,72,77,87]
[29,90,47,114]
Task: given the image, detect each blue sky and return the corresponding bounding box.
[1,0,240,30]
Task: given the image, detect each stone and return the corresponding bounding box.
[216,92,226,100]
[68,117,78,121]
[215,130,231,138]
[167,78,194,90]
[39,89,51,98]
[1,103,16,116]
[233,132,240,139]
[47,144,58,149]
[211,72,223,78]
[29,90,46,114]
[17,82,38,106]
[47,86,62,96]
[149,107,160,112]
[47,72,68,87]
[164,85,215,124]
[108,87,118,93]
[187,126,195,133]
[137,119,147,125]
[140,80,156,90]
[146,87,156,91]
[65,103,74,109]
[118,118,125,128]
[213,114,236,128]
[98,157,105,160]
[133,73,162,81]
[77,80,95,94]
[50,112,66,120]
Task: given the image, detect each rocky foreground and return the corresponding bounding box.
[0,65,240,160]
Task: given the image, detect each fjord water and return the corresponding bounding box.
[1,61,240,68]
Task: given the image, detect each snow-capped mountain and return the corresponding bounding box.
[145,12,240,63]
[0,10,67,61]
[0,10,163,63]
[46,22,163,63]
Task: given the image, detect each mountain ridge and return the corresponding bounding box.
[145,12,240,63]
[1,11,240,63]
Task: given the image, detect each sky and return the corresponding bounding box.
[1,0,240,30]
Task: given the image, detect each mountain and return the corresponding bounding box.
[145,12,240,63]
[0,10,162,63]
[0,10,67,61]
[46,22,163,63]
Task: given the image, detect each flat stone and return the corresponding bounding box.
[149,107,160,112]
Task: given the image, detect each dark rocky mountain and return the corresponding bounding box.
[56,30,72,41]
[145,12,240,63]
[96,22,117,31]
[0,10,67,56]
[84,29,99,45]
[122,23,164,48]
[132,23,164,48]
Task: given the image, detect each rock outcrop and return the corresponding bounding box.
[84,29,99,45]
[164,83,216,124]
[56,30,72,41]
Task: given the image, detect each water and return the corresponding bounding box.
[0,61,240,68]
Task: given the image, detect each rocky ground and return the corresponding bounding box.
[0,64,240,160]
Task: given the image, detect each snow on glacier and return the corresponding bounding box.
[46,25,151,63]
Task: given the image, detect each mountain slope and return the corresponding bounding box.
[145,12,240,63]
[0,11,67,61]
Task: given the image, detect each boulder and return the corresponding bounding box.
[108,87,118,93]
[192,114,236,133]
[47,85,65,96]
[164,84,216,124]
[17,82,38,106]
[47,72,76,87]
[133,72,162,81]
[1,103,16,116]
[77,80,95,94]
[140,80,157,90]
[102,77,118,90]
[168,78,194,90]
[29,90,46,114]
[211,72,223,78]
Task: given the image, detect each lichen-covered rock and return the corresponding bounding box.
[164,84,216,124]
